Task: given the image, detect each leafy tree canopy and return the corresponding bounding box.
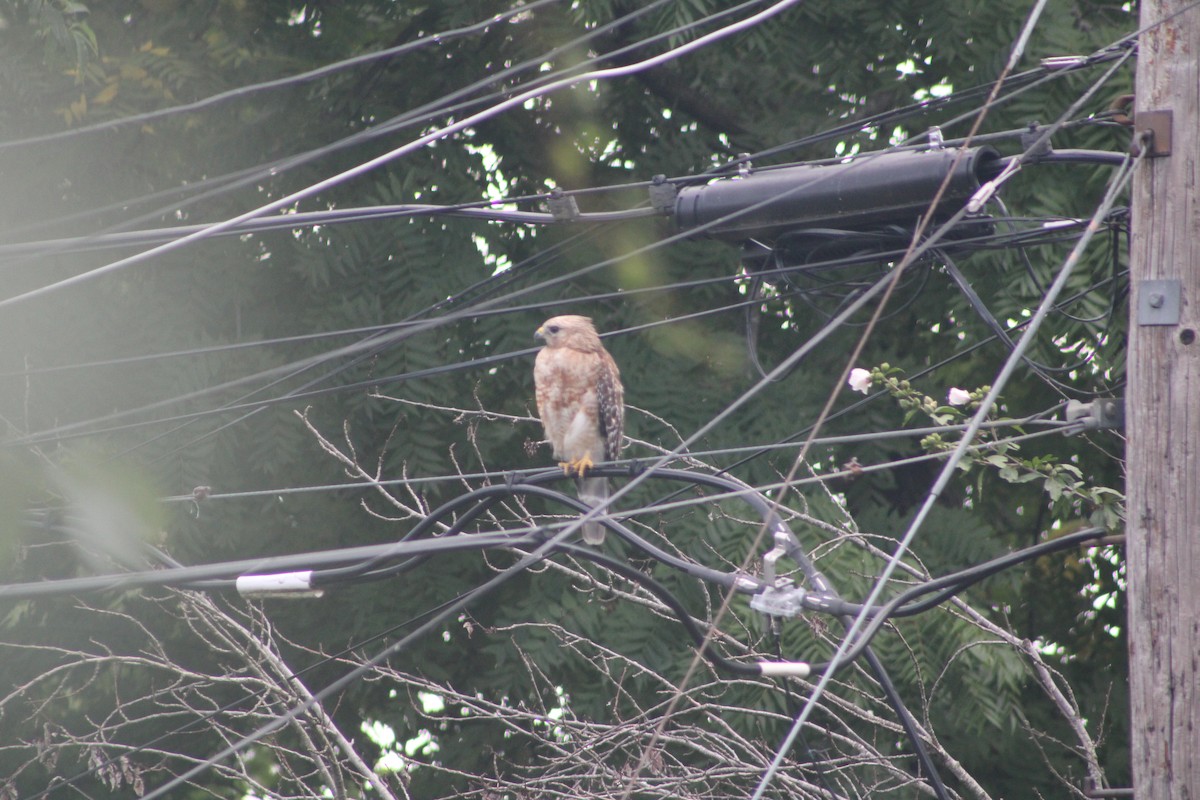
[0,1,1132,797]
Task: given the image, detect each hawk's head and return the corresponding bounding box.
[534,315,602,351]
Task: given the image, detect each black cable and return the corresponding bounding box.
[308,467,773,593]
[939,246,1118,397]
[0,0,567,153]
[0,147,1134,262]
[858,642,951,800]
[555,543,764,677]
[0,532,543,601]
[0,202,662,260]
[804,527,1108,671]
[138,538,561,799]
[15,584,484,800]
[0,0,749,272]
[754,482,952,799]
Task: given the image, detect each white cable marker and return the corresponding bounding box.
[236,571,324,599]
[758,662,812,679]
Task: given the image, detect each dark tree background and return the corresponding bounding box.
[0,1,1132,798]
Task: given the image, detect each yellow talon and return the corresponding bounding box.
[558,455,596,477]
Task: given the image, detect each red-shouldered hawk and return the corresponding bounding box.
[533,315,624,544]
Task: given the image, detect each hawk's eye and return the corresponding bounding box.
[547,325,560,334]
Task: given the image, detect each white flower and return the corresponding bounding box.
[848,368,873,394]
[947,387,971,406]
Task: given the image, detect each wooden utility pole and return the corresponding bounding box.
[1127,0,1200,797]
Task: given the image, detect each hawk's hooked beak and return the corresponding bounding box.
[534,326,547,341]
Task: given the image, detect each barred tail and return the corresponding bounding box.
[577,476,608,545]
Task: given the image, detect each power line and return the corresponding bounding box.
[125,414,1068,508]
[752,125,1145,800]
[0,0,564,153]
[5,181,1125,450]
[0,7,1137,800]
[0,0,799,311]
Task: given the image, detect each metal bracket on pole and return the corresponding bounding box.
[1137,279,1180,326]
[1133,110,1172,157]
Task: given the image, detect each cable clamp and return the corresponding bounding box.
[1064,398,1124,431]
[761,533,787,586]
[750,583,806,619]
[1040,55,1087,70]
[546,188,581,221]
[648,174,677,215]
[967,159,1020,213]
[1020,123,1053,160]
[737,153,752,177]
[236,571,324,599]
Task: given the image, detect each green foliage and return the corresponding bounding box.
[0,0,1136,797]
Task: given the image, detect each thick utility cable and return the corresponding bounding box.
[11,83,1125,447]
[556,543,766,676]
[0,0,719,265]
[302,471,768,593]
[0,149,1128,260]
[3,217,1027,378]
[818,527,1108,637]
[750,136,1145,800]
[0,203,661,259]
[622,2,1072,787]
[749,4,1125,796]
[0,0,804,311]
[136,235,888,795]
[9,290,796,447]
[0,0,561,153]
[0,532,544,601]
[137,538,561,799]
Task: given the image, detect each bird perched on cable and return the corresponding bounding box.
[533,315,625,544]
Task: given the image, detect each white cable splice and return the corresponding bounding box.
[758,662,812,679]
[236,571,323,599]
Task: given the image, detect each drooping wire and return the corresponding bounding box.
[751,130,1145,800]
[643,7,1135,796]
[4,3,1142,796]
[0,0,567,153]
[0,0,766,277]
